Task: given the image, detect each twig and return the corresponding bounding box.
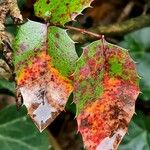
[6,14,150,43]
[2,14,150,80]
[65,25,102,39]
[70,14,150,43]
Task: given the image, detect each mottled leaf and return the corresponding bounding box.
[74,38,140,150]
[13,20,77,131]
[34,0,93,25]
[0,105,50,150]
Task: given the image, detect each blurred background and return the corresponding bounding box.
[0,0,150,149]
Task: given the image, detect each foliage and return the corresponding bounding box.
[119,112,150,150]
[13,20,77,131]
[74,39,139,149]
[34,0,94,25]
[0,79,15,93]
[120,27,150,101]
[0,105,50,150]
[0,0,149,150]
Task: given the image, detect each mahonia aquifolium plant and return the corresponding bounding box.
[0,0,140,150]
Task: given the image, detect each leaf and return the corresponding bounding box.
[74,38,140,150]
[120,27,150,101]
[17,0,26,10]
[47,26,78,76]
[0,78,15,93]
[137,54,150,101]
[119,112,150,150]
[0,105,50,150]
[13,20,78,131]
[34,0,93,25]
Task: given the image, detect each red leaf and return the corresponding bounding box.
[74,38,140,150]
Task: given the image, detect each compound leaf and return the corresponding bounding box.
[74,38,140,150]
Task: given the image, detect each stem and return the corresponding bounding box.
[65,25,102,39]
[48,131,62,150]
[70,14,150,43]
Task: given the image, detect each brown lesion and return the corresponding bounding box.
[80,117,91,128]
[15,87,23,110]
[39,110,61,131]
[35,87,46,105]
[46,0,50,4]
[29,102,40,114]
[99,101,128,138]
[113,133,122,149]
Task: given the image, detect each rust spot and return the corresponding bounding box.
[118,118,128,130]
[80,118,90,127]
[51,75,54,81]
[55,33,59,38]
[113,134,122,148]
[33,114,36,118]
[109,105,121,120]
[40,71,45,76]
[66,3,69,6]
[54,42,59,48]
[46,0,50,4]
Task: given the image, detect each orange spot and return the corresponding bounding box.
[107,78,120,86]
[17,51,73,93]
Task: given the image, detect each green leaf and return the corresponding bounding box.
[74,38,140,149]
[119,112,150,150]
[17,0,26,10]
[34,0,93,25]
[48,26,78,76]
[0,105,50,150]
[0,79,15,93]
[120,27,150,101]
[137,54,150,101]
[65,93,76,114]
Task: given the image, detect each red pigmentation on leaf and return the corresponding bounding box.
[13,20,77,132]
[74,38,140,150]
[17,50,73,132]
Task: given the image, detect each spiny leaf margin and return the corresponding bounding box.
[12,20,77,131]
[73,38,140,150]
[34,0,94,25]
